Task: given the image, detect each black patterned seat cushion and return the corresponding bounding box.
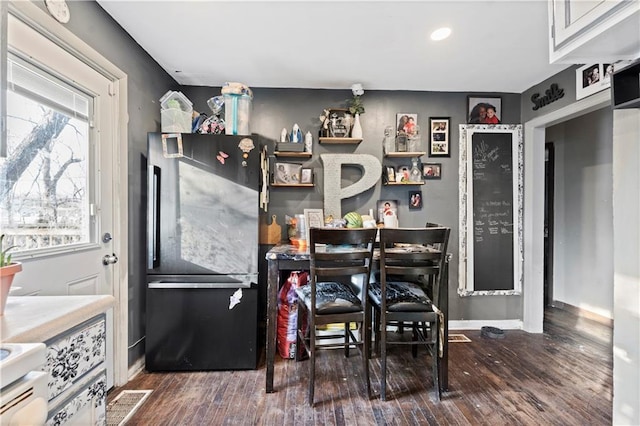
[369,281,433,312]
[295,281,362,314]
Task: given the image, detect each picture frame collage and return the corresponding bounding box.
[575,63,615,100]
[273,162,313,185]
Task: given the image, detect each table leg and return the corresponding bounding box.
[439,255,451,392]
[265,258,278,392]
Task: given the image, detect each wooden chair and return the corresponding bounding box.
[295,227,377,406]
[369,227,450,401]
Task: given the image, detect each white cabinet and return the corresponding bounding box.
[549,0,640,63]
[44,315,107,426]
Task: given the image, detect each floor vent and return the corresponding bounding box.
[107,390,152,426]
[448,334,472,342]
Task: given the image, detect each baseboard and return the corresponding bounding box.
[551,301,613,327]
[448,319,523,330]
[127,356,145,380]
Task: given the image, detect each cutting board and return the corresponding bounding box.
[259,214,282,244]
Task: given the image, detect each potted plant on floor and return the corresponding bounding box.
[0,234,21,315]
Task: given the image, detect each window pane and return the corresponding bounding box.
[1,58,91,254]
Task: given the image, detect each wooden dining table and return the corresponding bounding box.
[264,243,451,393]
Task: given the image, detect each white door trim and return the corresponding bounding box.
[523,89,611,333]
[9,1,129,386]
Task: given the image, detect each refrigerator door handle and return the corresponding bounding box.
[147,165,161,269]
[148,282,252,289]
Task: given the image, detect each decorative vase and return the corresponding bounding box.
[351,113,363,139]
[0,262,22,316]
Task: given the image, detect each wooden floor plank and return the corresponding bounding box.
[110,308,612,425]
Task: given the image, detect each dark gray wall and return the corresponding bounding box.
[521,65,579,123]
[546,109,614,318]
[33,0,177,365]
[33,0,526,372]
[184,86,523,321]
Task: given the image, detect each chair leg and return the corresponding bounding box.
[432,318,440,401]
[380,318,387,401]
[412,322,419,358]
[373,307,380,355]
[363,314,371,398]
[344,322,350,357]
[309,323,315,406]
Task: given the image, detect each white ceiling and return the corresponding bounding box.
[96,0,570,93]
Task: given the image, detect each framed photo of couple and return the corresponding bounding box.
[428,117,451,157]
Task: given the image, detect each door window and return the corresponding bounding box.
[1,54,94,254]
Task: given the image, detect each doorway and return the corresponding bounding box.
[543,142,554,308]
[3,2,129,387]
[523,90,611,333]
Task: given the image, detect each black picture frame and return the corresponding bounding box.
[423,162,442,179]
[386,166,396,183]
[428,117,451,157]
[409,190,422,209]
[467,96,502,124]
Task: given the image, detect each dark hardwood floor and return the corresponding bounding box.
[109,307,612,425]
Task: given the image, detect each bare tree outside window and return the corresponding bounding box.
[1,58,91,253]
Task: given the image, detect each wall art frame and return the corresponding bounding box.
[409,190,422,209]
[458,124,523,297]
[423,162,442,179]
[274,162,302,184]
[376,199,398,223]
[396,113,418,136]
[428,117,451,157]
[300,168,313,184]
[575,63,612,100]
[304,208,325,241]
[467,96,502,124]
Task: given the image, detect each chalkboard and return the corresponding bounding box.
[458,125,523,296]
[471,132,514,290]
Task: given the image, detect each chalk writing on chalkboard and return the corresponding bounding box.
[471,132,514,291]
[458,124,523,296]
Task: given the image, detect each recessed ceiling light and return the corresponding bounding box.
[430,27,451,41]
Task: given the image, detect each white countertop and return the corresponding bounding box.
[0,295,115,343]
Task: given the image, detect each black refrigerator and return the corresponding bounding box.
[145,132,260,371]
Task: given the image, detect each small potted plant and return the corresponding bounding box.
[1,234,21,315]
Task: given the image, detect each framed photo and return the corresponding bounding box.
[409,190,422,210]
[396,165,410,183]
[429,117,451,157]
[423,163,442,179]
[385,166,396,183]
[396,113,418,137]
[376,199,398,223]
[300,168,313,184]
[304,208,324,241]
[576,63,611,100]
[467,96,502,124]
[274,162,302,184]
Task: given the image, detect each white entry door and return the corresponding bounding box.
[3,14,118,388]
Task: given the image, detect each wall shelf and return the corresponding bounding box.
[319,137,362,144]
[383,181,424,186]
[274,151,313,158]
[270,183,315,188]
[612,59,640,109]
[384,151,426,158]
